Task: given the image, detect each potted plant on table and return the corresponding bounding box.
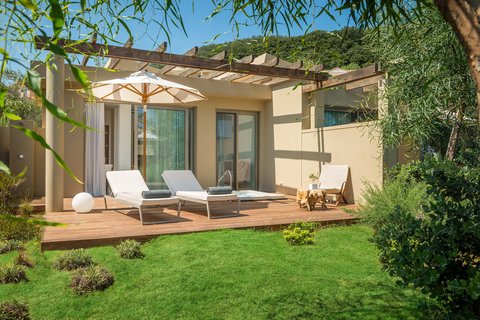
[308,173,319,190]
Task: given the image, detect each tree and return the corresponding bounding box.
[370,9,478,160]
[0,70,41,127]
[327,0,480,118]
[197,27,375,69]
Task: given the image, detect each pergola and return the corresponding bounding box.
[34,36,384,212]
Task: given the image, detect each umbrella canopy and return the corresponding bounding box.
[92,70,207,105]
[91,70,207,179]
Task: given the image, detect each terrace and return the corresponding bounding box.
[37,197,357,250]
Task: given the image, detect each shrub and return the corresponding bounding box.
[0,216,39,241]
[0,240,23,254]
[17,198,33,217]
[0,300,30,320]
[0,264,28,284]
[116,239,144,259]
[359,169,429,229]
[52,249,95,271]
[283,221,317,246]
[14,251,34,268]
[70,266,114,295]
[361,157,480,317]
[0,172,23,215]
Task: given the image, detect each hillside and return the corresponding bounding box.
[197,27,375,70]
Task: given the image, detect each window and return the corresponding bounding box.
[323,106,376,127]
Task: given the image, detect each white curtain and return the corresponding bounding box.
[85,102,106,196]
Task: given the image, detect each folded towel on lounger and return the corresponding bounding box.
[207,186,233,195]
[141,190,172,199]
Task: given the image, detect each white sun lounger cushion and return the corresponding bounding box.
[106,170,178,206]
[176,191,238,202]
[116,193,179,207]
[106,170,149,196]
[162,170,203,195]
[162,170,238,201]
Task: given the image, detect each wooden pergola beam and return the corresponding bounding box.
[81,33,97,66]
[180,51,228,77]
[345,74,385,91]
[158,46,198,74]
[35,36,329,81]
[223,53,280,82]
[137,42,167,71]
[106,38,133,69]
[238,59,304,84]
[202,55,253,80]
[302,63,383,93]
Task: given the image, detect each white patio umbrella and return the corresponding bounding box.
[91,70,207,178]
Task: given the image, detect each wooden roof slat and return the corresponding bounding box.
[137,42,167,71]
[202,54,252,80]
[251,76,274,85]
[302,63,382,93]
[223,53,280,82]
[35,36,329,81]
[180,51,228,78]
[105,38,133,69]
[235,57,303,84]
[81,33,97,66]
[264,78,292,86]
[158,46,198,75]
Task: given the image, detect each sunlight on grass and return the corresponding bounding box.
[0,225,437,319]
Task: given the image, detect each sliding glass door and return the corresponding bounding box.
[216,112,258,190]
[137,107,193,189]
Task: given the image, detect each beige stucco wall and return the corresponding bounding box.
[268,82,384,202]
[29,61,386,202]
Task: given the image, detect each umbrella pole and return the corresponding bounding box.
[143,104,147,179]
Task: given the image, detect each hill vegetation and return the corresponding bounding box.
[198,27,375,70]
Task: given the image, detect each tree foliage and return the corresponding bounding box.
[369,9,478,156]
[360,158,480,317]
[198,27,375,69]
[0,70,41,127]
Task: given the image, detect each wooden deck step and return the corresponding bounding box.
[41,197,358,250]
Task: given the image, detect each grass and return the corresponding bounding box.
[0,225,438,319]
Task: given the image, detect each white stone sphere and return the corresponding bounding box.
[72,192,94,213]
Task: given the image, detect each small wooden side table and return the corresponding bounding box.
[296,189,328,211]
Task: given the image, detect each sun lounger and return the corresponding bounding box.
[104,170,181,225]
[162,170,240,219]
[318,165,349,206]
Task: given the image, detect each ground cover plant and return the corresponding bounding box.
[116,240,144,259]
[0,240,23,255]
[14,251,34,269]
[0,300,30,320]
[52,249,95,271]
[70,266,114,295]
[0,264,27,284]
[283,221,317,245]
[0,226,438,319]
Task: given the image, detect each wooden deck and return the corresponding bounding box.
[41,197,358,251]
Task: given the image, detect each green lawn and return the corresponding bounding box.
[0,225,437,319]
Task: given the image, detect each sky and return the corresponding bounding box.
[126,1,352,54]
[6,1,352,70]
